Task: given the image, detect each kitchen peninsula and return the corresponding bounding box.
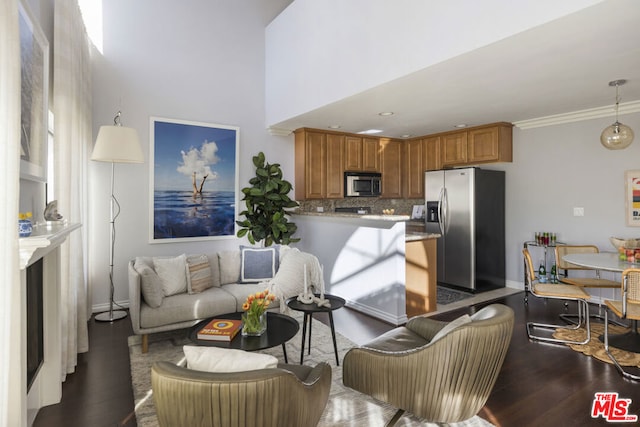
[292,211,439,325]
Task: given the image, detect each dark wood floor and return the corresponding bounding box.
[33,291,639,427]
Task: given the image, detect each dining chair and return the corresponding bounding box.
[603,268,640,380]
[523,248,591,345]
[555,245,620,325]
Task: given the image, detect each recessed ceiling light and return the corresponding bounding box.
[328,125,341,129]
[454,124,468,128]
[401,134,412,138]
[379,112,394,116]
[357,129,383,135]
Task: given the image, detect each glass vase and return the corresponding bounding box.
[241,312,267,336]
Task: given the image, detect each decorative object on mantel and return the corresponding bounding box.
[297,264,331,308]
[601,79,634,150]
[44,200,63,221]
[18,211,33,237]
[91,111,144,322]
[241,289,275,336]
[236,152,300,246]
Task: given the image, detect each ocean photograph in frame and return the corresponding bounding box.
[150,117,239,243]
[625,170,640,227]
[19,0,49,182]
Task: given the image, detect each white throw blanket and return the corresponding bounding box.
[260,246,325,313]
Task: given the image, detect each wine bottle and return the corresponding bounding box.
[538,261,547,282]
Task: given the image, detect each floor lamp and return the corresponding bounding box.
[91,111,144,322]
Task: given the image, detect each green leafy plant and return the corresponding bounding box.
[236,152,300,246]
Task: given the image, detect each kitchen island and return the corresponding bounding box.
[291,211,439,325]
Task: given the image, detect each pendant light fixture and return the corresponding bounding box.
[600,79,634,150]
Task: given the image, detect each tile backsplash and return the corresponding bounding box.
[297,198,424,217]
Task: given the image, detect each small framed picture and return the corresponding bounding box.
[411,204,424,220]
[625,170,640,227]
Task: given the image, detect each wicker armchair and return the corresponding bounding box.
[604,268,640,380]
[342,304,514,425]
[151,361,332,427]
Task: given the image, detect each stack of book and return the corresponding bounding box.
[197,319,242,341]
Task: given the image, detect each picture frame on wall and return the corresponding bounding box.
[625,170,640,227]
[19,0,49,182]
[149,117,239,243]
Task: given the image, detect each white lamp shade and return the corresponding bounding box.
[91,125,144,163]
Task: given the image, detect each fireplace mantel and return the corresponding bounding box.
[19,222,81,270]
[13,221,81,426]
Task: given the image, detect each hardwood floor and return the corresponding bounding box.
[33,291,639,426]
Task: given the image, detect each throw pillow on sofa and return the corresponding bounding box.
[186,254,215,294]
[183,345,278,372]
[134,258,164,308]
[153,254,188,296]
[239,245,279,283]
[218,250,241,285]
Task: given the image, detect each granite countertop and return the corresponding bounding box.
[405,232,441,242]
[291,210,411,222]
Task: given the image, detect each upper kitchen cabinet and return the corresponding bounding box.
[423,136,441,171]
[294,129,343,200]
[326,133,345,198]
[344,136,380,172]
[441,131,468,167]
[440,122,512,167]
[380,138,403,198]
[405,138,425,199]
[467,122,512,164]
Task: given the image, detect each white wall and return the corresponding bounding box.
[90,0,294,310]
[265,0,603,126]
[497,112,640,289]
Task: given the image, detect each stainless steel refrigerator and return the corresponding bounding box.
[424,167,505,291]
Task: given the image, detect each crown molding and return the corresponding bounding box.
[513,100,640,130]
[267,127,293,136]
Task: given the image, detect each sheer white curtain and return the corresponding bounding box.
[53,0,91,377]
[0,1,23,425]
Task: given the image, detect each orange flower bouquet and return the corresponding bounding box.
[241,289,276,336]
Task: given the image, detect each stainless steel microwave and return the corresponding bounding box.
[344,172,382,197]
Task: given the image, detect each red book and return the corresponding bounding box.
[197,319,242,341]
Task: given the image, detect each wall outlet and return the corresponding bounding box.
[316,206,324,213]
[573,207,584,217]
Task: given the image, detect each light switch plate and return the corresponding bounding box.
[573,207,584,217]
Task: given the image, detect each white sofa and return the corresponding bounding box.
[128,246,322,353]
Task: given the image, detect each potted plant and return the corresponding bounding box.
[236,152,300,246]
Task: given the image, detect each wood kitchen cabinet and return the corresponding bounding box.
[326,133,344,198]
[344,136,380,172]
[405,138,425,199]
[294,129,343,200]
[440,122,512,167]
[380,138,403,198]
[468,122,512,164]
[423,136,441,171]
[441,131,468,167]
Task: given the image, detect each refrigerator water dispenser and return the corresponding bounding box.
[426,202,439,223]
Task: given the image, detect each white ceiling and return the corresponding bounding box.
[269,1,640,138]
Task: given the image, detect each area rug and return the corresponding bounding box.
[437,286,473,305]
[129,312,495,427]
[553,323,640,367]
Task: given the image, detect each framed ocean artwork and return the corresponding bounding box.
[625,170,640,227]
[19,0,49,182]
[149,117,239,243]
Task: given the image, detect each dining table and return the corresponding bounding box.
[562,251,640,353]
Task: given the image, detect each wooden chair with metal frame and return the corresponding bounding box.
[555,245,620,324]
[603,268,640,381]
[523,248,591,345]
